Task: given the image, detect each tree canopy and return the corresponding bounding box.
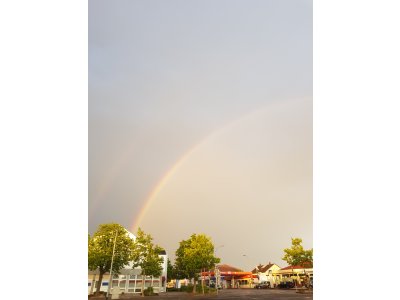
[130,228,164,296]
[282,237,313,267]
[175,234,220,282]
[131,227,164,277]
[88,223,135,294]
[167,258,179,280]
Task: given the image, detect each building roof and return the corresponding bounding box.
[251,264,262,273]
[217,264,243,272]
[280,262,312,271]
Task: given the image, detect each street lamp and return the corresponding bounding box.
[242,254,255,288]
[214,245,224,294]
[106,231,118,300]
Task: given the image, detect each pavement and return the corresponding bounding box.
[160,289,313,299]
[92,289,313,300]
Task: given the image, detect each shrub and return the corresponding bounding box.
[144,286,158,296]
[180,284,193,292]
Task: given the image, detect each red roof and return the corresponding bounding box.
[280,262,312,270]
[217,264,244,272]
[202,264,252,278]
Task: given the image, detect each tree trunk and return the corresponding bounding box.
[193,278,196,294]
[292,267,297,291]
[96,271,105,295]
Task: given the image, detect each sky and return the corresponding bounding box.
[89,0,312,271]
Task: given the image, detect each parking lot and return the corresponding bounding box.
[155,289,313,299]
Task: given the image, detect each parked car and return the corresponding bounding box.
[278,281,295,289]
[255,281,270,289]
[209,281,222,289]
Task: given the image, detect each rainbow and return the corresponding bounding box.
[129,98,306,232]
[88,97,309,233]
[130,115,247,232]
[130,118,237,232]
[130,144,198,232]
[90,144,136,212]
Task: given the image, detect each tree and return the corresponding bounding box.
[167,258,186,288]
[131,228,164,297]
[88,223,135,294]
[175,234,220,293]
[282,238,313,288]
[167,259,174,280]
[167,258,187,288]
[167,259,178,280]
[282,238,313,267]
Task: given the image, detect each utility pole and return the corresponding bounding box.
[106,231,118,300]
[89,271,97,295]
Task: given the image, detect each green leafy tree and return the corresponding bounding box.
[282,238,313,267]
[175,234,220,293]
[131,228,164,297]
[167,259,178,280]
[167,258,186,288]
[167,259,174,279]
[88,223,135,294]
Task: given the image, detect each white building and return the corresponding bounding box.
[251,262,281,286]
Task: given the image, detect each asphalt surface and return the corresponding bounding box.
[113,289,313,299]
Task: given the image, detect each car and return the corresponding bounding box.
[278,281,295,289]
[255,281,270,289]
[209,281,222,289]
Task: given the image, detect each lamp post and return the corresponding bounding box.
[106,231,118,300]
[242,254,247,289]
[242,254,255,288]
[214,245,223,295]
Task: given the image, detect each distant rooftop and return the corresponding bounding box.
[217,264,243,272]
[251,262,279,273]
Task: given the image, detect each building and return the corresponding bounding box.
[200,264,257,289]
[271,263,313,287]
[251,262,281,286]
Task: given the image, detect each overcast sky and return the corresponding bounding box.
[89,0,312,271]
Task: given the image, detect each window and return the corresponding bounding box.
[119,280,126,288]
[102,282,109,286]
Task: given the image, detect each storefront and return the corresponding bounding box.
[272,265,313,288]
[200,264,257,289]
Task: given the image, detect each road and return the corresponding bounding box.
[153,289,313,299]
